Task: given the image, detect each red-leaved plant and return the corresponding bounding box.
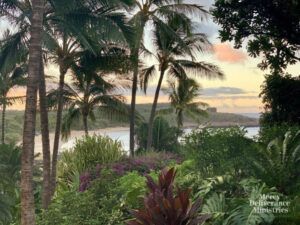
[126,168,210,225]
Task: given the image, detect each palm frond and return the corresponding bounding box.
[155,3,209,20]
[46,84,77,109]
[139,65,156,93]
[0,28,28,74]
[96,95,130,122]
[0,95,25,106]
[61,105,81,140]
[155,107,174,116]
[152,16,193,57]
[175,60,225,79]
[168,62,188,80]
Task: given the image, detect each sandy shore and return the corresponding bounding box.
[34,126,129,155]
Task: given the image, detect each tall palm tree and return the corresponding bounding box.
[165,78,208,128]
[20,0,44,223]
[142,19,224,150]
[127,0,209,156]
[0,0,132,202]
[0,33,27,144]
[0,1,53,207]
[0,66,26,144]
[45,0,132,195]
[47,51,130,139]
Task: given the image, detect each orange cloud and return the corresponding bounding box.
[213,43,247,63]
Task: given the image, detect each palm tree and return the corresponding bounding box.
[0,30,27,143]
[47,51,130,139]
[0,67,26,144]
[142,19,224,149]
[165,78,208,128]
[0,1,53,207]
[45,0,132,195]
[0,32,27,144]
[20,0,44,223]
[0,0,132,203]
[127,0,209,156]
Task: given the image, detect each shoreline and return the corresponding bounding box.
[34,126,130,155]
[34,124,259,155]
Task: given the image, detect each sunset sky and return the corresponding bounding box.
[1,0,299,114]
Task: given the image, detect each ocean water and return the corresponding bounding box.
[60,127,260,152]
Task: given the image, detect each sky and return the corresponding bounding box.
[1,0,300,114]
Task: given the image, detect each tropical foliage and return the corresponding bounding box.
[126,168,210,225]
[0,0,299,224]
[47,50,130,138]
[250,131,300,194]
[260,73,300,126]
[0,31,27,144]
[212,0,300,72]
[183,127,256,177]
[57,135,124,189]
[0,144,21,224]
[135,116,182,152]
[165,78,208,127]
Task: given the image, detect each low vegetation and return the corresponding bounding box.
[2,124,299,225]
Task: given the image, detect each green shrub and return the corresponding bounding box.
[0,144,21,224]
[249,131,300,194]
[182,127,257,177]
[58,135,124,188]
[202,179,277,225]
[135,116,182,152]
[116,171,148,208]
[258,123,300,144]
[38,170,156,225]
[38,171,125,225]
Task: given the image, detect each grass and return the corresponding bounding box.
[3,103,258,143]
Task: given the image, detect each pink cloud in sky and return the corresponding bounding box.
[213,43,248,63]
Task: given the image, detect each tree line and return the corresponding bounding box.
[0,1,224,224]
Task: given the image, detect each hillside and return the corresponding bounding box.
[3,103,258,143]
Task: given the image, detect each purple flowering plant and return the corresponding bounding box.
[79,152,182,192]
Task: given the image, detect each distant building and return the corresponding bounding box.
[207,107,217,113]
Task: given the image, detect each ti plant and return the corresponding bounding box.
[126,168,210,225]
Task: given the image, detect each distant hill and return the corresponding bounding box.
[3,103,258,143]
[135,103,259,128]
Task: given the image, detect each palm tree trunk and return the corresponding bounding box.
[177,110,183,128]
[50,68,66,196]
[1,94,6,144]
[38,57,51,209]
[83,114,88,136]
[129,63,138,157]
[21,0,44,224]
[129,24,146,156]
[146,70,165,150]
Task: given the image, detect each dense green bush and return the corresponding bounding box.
[39,128,300,225]
[258,123,300,144]
[260,74,300,126]
[38,170,155,225]
[38,172,125,225]
[250,131,300,194]
[0,144,21,224]
[57,135,124,188]
[135,116,182,152]
[182,127,257,177]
